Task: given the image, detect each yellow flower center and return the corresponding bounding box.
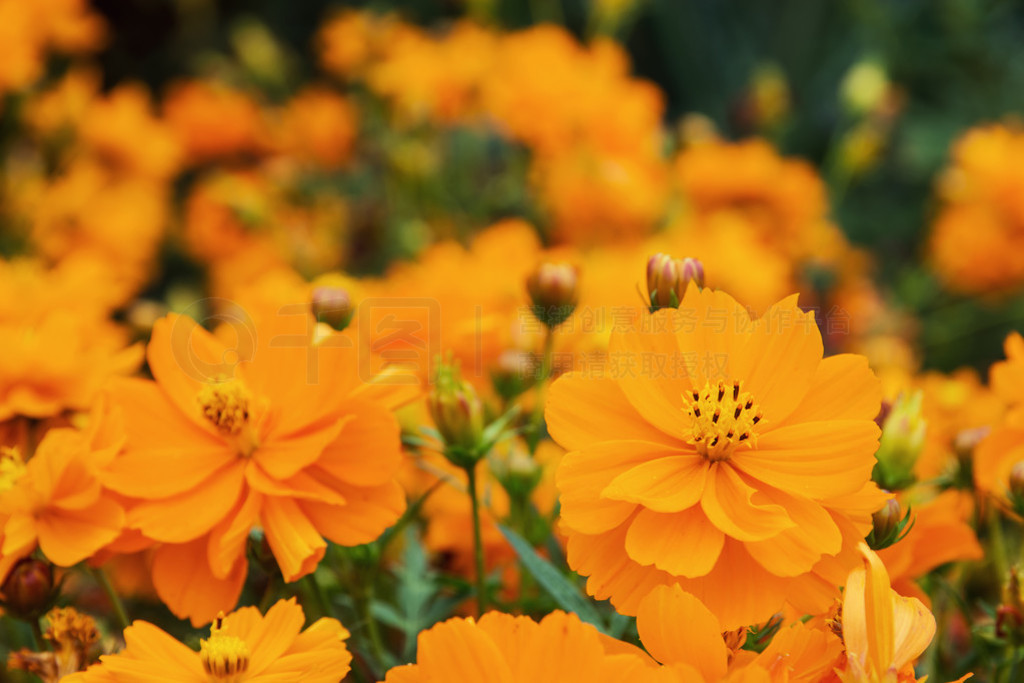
[196,378,259,457]
[200,615,250,683]
[0,447,26,494]
[684,380,763,462]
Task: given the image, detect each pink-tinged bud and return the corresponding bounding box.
[646,254,704,311]
[1010,462,1024,506]
[526,261,579,328]
[311,286,354,331]
[427,362,486,467]
[1,558,54,619]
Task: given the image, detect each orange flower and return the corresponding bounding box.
[163,80,268,164]
[877,490,982,605]
[635,584,843,681]
[277,86,358,170]
[100,310,413,624]
[66,597,352,682]
[0,259,142,420]
[975,332,1024,509]
[674,138,845,265]
[380,610,651,682]
[928,124,1024,294]
[833,544,943,683]
[0,428,124,583]
[546,286,888,628]
[78,83,182,181]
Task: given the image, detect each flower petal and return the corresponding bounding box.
[700,463,794,541]
[261,496,327,582]
[636,584,728,678]
[732,420,880,499]
[603,454,706,513]
[625,506,724,578]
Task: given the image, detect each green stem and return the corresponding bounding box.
[92,567,130,632]
[304,573,333,620]
[990,507,1011,582]
[465,462,488,616]
[30,619,45,651]
[527,327,556,453]
[258,577,278,613]
[363,581,389,671]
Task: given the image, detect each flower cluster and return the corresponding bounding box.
[0,3,1019,683]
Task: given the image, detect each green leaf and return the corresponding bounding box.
[497,524,604,630]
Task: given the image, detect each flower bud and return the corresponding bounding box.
[1,558,55,619]
[867,498,912,550]
[428,363,486,467]
[840,59,889,116]
[526,261,579,329]
[311,285,354,331]
[490,350,535,402]
[490,443,542,500]
[646,254,704,312]
[872,391,925,491]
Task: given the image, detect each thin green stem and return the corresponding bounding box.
[465,462,487,616]
[304,573,333,620]
[990,507,1011,582]
[258,577,278,613]
[92,567,130,632]
[30,619,45,651]
[363,581,389,671]
[527,327,556,453]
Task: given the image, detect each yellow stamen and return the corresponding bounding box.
[684,379,763,462]
[200,613,250,682]
[0,447,26,494]
[197,378,259,457]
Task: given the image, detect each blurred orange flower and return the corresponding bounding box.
[546,287,888,628]
[0,428,124,583]
[163,80,268,164]
[929,124,1024,294]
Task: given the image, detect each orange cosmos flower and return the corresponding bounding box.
[876,490,981,605]
[546,286,888,628]
[66,597,352,683]
[277,86,358,170]
[100,310,412,624]
[380,610,652,682]
[975,332,1024,510]
[635,583,843,681]
[0,428,124,583]
[163,80,268,164]
[832,544,950,683]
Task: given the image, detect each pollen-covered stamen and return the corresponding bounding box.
[684,379,763,462]
[0,447,26,494]
[200,613,250,683]
[197,378,259,457]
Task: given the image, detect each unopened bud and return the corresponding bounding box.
[490,444,542,500]
[428,363,486,467]
[526,261,579,328]
[872,391,925,491]
[1,558,55,619]
[490,350,535,402]
[311,286,354,331]
[647,254,704,312]
[867,498,912,550]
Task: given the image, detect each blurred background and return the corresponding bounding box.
[6,0,1024,378]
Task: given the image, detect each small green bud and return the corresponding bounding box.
[866,498,913,550]
[872,391,926,491]
[428,362,486,468]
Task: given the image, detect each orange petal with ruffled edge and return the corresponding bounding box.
[151,537,246,627]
